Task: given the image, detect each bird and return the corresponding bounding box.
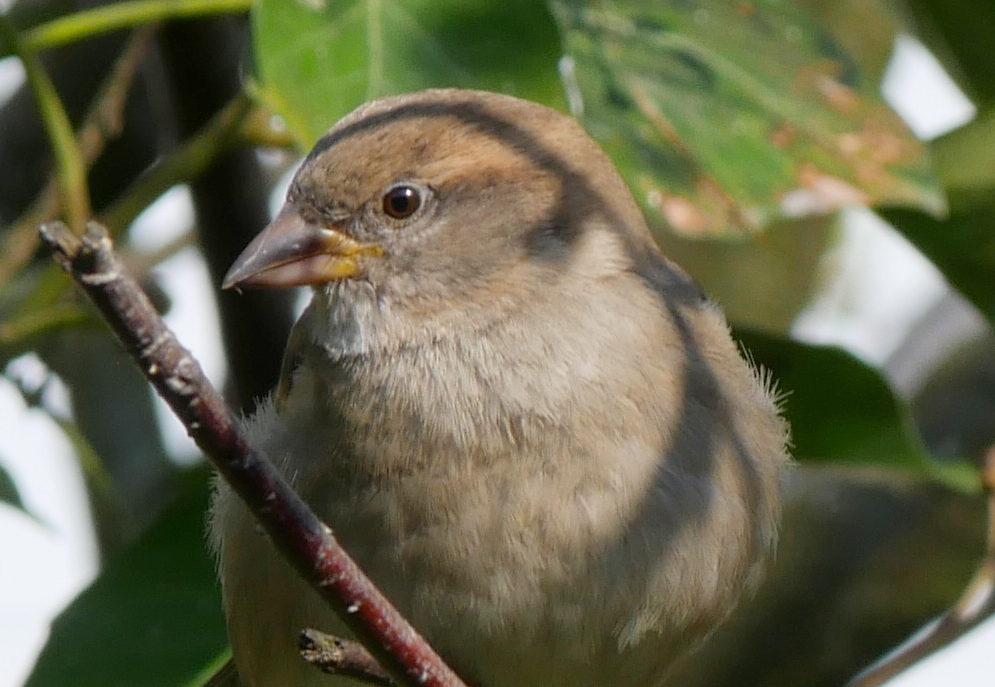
[209,88,789,687]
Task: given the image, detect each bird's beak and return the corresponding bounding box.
[222,206,382,289]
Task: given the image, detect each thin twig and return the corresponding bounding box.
[0,16,89,232]
[22,0,253,52]
[120,229,197,278]
[300,628,396,686]
[846,451,995,687]
[38,220,470,687]
[0,25,157,293]
[99,93,253,234]
[239,104,297,149]
[0,304,92,348]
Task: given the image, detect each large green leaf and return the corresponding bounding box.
[901,0,995,109]
[25,469,229,687]
[548,0,943,237]
[878,107,995,330]
[737,330,978,492]
[795,0,902,85]
[252,0,566,146]
[879,206,995,329]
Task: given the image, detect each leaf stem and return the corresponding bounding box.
[239,103,297,149]
[99,93,254,234]
[0,15,90,233]
[22,0,253,51]
[0,25,157,293]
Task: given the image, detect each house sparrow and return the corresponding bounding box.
[210,88,789,687]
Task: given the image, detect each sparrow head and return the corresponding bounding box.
[224,89,658,323]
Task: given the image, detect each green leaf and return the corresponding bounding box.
[878,206,995,329]
[901,0,995,109]
[659,213,836,334]
[252,0,566,146]
[795,0,902,85]
[878,101,995,332]
[25,468,229,687]
[931,105,995,207]
[548,0,943,237]
[737,330,979,492]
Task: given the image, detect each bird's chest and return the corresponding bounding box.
[217,301,715,687]
[265,338,639,639]
[279,342,562,561]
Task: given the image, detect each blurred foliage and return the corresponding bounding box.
[657,212,835,332]
[25,468,230,687]
[0,0,992,686]
[883,1,995,332]
[737,330,979,492]
[900,0,995,109]
[673,468,985,687]
[880,206,995,328]
[549,0,941,237]
[252,0,567,144]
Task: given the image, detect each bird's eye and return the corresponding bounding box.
[382,185,422,220]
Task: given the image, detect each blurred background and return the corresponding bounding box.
[1,1,994,686]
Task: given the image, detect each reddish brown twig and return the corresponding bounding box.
[38,220,469,687]
[846,451,995,687]
[300,628,395,686]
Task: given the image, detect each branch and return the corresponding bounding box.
[847,451,995,687]
[239,102,297,149]
[0,24,157,293]
[37,220,470,687]
[22,0,253,51]
[300,628,396,686]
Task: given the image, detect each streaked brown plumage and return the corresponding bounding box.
[210,89,789,687]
